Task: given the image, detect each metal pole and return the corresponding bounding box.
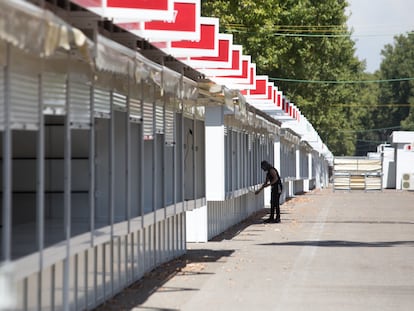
[37,61,45,311]
[139,81,144,224]
[192,113,196,205]
[2,43,12,262]
[63,55,72,311]
[109,90,115,297]
[90,75,95,247]
[126,68,132,233]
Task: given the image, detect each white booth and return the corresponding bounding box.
[390,131,414,190]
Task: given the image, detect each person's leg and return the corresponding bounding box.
[265,188,276,222]
[275,193,281,222]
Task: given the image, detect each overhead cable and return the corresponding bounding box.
[269,77,414,84]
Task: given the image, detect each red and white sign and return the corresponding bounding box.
[153,17,219,57]
[212,57,256,90]
[275,90,282,108]
[184,35,235,70]
[117,0,200,41]
[191,45,243,77]
[71,0,175,21]
[248,76,269,99]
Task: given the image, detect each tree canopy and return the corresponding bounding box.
[202,0,411,156]
[354,33,414,154]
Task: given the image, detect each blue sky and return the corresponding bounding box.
[346,0,414,73]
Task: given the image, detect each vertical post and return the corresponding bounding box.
[295,145,300,180]
[109,90,115,296]
[308,153,312,181]
[205,105,225,201]
[63,57,72,311]
[229,129,233,193]
[192,114,196,205]
[37,63,45,311]
[126,68,132,233]
[139,80,144,225]
[180,111,185,210]
[152,86,157,266]
[89,76,95,246]
[2,43,12,262]
[152,87,156,217]
[274,138,281,174]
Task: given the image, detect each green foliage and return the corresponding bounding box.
[202,0,366,156]
[378,33,414,131]
[355,32,414,153]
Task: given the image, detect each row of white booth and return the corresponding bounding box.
[0,1,332,310]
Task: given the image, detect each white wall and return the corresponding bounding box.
[391,131,414,190]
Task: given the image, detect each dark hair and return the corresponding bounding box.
[261,160,271,170]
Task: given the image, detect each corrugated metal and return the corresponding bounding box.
[248,133,253,151]
[13,215,186,310]
[165,107,174,144]
[0,67,4,131]
[9,71,39,130]
[112,91,127,112]
[43,72,67,115]
[69,79,90,128]
[93,88,111,118]
[129,97,141,123]
[155,100,164,134]
[143,101,153,139]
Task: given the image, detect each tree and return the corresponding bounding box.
[202,0,366,155]
[353,73,382,155]
[378,33,414,132]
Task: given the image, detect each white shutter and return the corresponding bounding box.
[143,101,153,140]
[155,100,164,134]
[129,81,142,123]
[69,76,91,129]
[93,87,111,118]
[112,91,127,112]
[43,72,67,115]
[129,97,141,123]
[165,107,174,145]
[9,71,39,130]
[248,133,253,151]
[0,67,4,131]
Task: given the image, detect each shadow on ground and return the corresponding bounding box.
[94,201,300,310]
[209,209,268,242]
[258,240,414,247]
[94,248,235,310]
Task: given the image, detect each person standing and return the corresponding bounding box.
[255,160,283,223]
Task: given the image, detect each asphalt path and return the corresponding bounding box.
[96,188,414,311]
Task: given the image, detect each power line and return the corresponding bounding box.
[223,24,413,37]
[269,77,414,84]
[331,104,412,107]
[270,33,350,38]
[356,139,389,144]
[340,125,402,133]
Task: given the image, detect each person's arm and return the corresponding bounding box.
[255,178,268,194]
[255,168,278,195]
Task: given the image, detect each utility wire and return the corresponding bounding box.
[223,24,413,37]
[356,139,390,144]
[340,125,402,133]
[331,103,412,107]
[269,77,414,84]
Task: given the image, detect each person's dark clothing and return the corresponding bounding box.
[267,167,282,222]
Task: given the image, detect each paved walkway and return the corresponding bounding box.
[96,188,414,311]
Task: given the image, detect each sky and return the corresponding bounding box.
[346,0,414,73]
